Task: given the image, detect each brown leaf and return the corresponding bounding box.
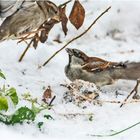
[59,6,68,36]
[33,34,39,49]
[40,30,48,43]
[40,19,59,43]
[69,0,85,30]
[42,86,52,102]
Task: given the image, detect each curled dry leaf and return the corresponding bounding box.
[59,5,68,36]
[40,19,59,43]
[33,34,40,49]
[42,86,52,103]
[69,0,85,30]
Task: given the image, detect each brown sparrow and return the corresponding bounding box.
[65,48,140,86]
[0,0,59,41]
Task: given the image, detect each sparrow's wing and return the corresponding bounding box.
[82,58,124,72]
[82,61,110,72]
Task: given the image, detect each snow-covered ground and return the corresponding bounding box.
[0,0,140,140]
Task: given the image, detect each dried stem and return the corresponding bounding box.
[120,79,140,107]
[90,121,140,137]
[48,95,56,106]
[42,6,111,67]
[59,0,72,8]
[18,38,34,62]
[99,99,140,104]
[58,112,94,118]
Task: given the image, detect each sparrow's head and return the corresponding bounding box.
[66,48,88,65]
[45,1,60,21]
[37,1,60,21]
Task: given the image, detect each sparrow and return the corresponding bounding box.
[65,48,140,86]
[0,0,60,41]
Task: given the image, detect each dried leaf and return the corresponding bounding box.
[59,6,68,35]
[42,86,52,102]
[69,0,85,30]
[33,34,39,49]
[40,30,48,43]
[40,19,59,43]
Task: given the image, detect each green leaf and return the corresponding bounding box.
[6,88,18,106]
[37,122,44,130]
[0,71,6,79]
[89,115,93,121]
[10,107,36,124]
[0,107,36,125]
[44,115,54,120]
[0,96,8,111]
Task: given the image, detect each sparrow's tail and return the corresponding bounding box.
[122,62,140,80]
[112,62,140,80]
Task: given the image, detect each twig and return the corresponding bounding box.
[97,99,140,104]
[48,95,56,106]
[89,121,140,137]
[59,0,72,8]
[42,6,111,67]
[18,38,34,62]
[58,112,94,119]
[120,79,140,107]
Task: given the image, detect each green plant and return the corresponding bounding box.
[0,71,53,126]
[0,72,18,111]
[0,85,19,111]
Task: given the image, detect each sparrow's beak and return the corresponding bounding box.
[66,48,73,56]
[52,15,60,21]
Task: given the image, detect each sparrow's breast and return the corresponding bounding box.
[65,64,114,86]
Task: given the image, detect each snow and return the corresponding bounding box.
[0,0,140,140]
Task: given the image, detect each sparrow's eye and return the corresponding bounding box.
[77,53,81,57]
[74,51,81,57]
[54,9,58,14]
[47,1,58,16]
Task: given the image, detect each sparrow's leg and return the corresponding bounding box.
[120,79,140,107]
[132,79,140,99]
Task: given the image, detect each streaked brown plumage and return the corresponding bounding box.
[0,0,59,41]
[65,48,140,86]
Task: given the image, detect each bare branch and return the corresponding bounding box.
[59,0,72,8]
[18,38,34,62]
[120,79,140,107]
[42,6,111,67]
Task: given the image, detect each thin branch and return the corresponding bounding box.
[99,99,140,105]
[90,121,140,137]
[42,6,111,67]
[59,0,72,8]
[120,79,140,108]
[58,113,94,119]
[18,38,34,62]
[48,95,56,106]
